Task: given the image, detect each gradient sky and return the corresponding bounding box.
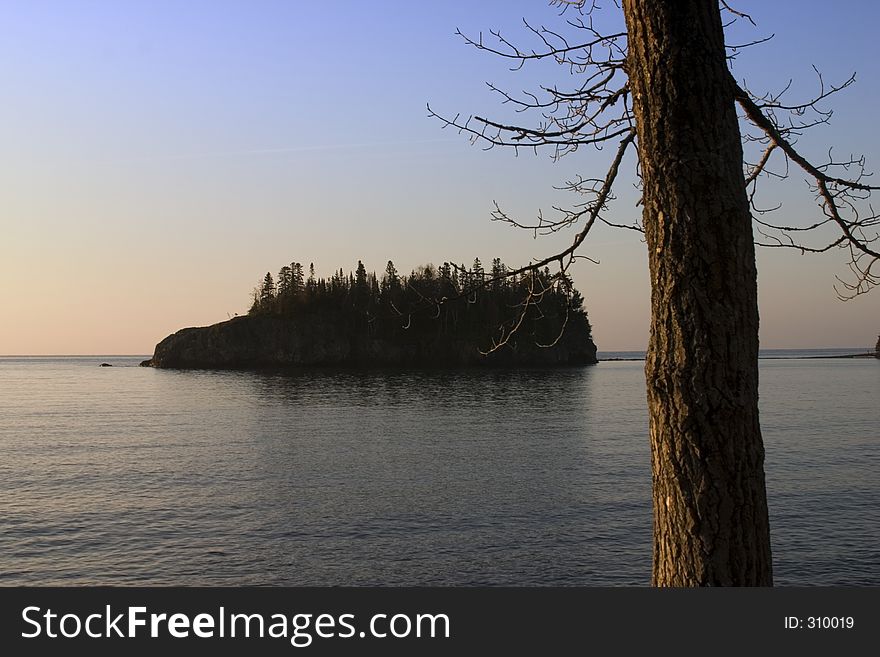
[2,0,878,354]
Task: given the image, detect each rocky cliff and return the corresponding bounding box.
[146,313,597,369]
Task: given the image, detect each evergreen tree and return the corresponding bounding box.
[245,257,592,364]
[277,266,292,297]
[490,258,505,291]
[354,260,369,310]
[382,260,400,292]
[256,272,276,311]
[472,257,485,285]
[291,262,304,296]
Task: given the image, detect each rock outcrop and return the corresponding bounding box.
[146,314,597,369]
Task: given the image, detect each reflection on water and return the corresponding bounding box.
[0,356,877,585]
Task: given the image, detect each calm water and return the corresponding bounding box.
[1,355,877,586]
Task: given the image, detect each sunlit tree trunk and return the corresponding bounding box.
[622,0,773,585]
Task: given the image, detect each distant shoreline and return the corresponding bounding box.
[600,352,877,362]
[2,351,877,361]
[787,352,878,359]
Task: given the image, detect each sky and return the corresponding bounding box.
[1,0,878,354]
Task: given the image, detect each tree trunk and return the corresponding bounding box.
[622,0,773,585]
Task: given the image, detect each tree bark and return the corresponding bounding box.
[622,0,773,585]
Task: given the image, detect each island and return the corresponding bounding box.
[145,259,598,369]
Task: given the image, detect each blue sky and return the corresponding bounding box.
[1,1,878,353]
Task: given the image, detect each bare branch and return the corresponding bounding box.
[735,75,880,296]
[720,1,756,27]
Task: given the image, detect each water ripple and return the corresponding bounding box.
[0,356,876,585]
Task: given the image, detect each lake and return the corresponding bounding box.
[1,353,877,585]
